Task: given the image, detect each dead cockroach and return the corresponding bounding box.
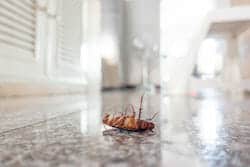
[103,95,157,131]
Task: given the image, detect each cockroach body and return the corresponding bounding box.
[103,95,157,131]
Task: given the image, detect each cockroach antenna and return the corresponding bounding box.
[138,94,144,121]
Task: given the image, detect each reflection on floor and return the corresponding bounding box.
[0,90,250,166]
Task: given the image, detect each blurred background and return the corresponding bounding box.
[2,1,250,166]
[0,0,250,97]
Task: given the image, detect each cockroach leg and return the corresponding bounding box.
[147,112,159,121]
[103,124,107,130]
[123,105,129,115]
[130,104,135,113]
[124,104,136,115]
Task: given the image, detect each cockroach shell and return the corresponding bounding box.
[103,114,155,131]
[113,116,126,127]
[138,120,155,130]
[123,116,138,130]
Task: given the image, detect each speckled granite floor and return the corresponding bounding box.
[0,90,250,167]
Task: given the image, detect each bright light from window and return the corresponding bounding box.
[160,0,215,57]
[100,34,117,64]
[197,38,225,76]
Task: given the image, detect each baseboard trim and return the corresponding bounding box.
[102,84,138,91]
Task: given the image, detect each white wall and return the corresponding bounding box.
[99,0,160,88]
[101,0,124,88]
[123,0,160,86]
[81,0,102,91]
[237,28,250,91]
[238,28,250,79]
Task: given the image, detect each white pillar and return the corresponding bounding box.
[222,34,242,96]
[82,0,102,91]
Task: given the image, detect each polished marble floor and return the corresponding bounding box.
[0,90,250,167]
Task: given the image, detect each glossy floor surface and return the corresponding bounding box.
[0,90,250,167]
